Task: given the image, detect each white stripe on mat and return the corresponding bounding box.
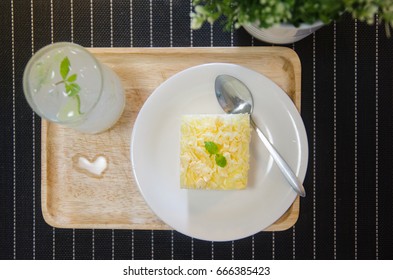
[130,0,133,47]
[210,23,213,47]
[211,241,214,260]
[90,0,94,47]
[71,0,74,42]
[354,19,358,260]
[11,0,16,260]
[252,235,255,260]
[292,42,296,260]
[151,230,154,260]
[313,32,317,260]
[92,229,95,260]
[131,229,134,260]
[110,0,113,47]
[232,240,235,260]
[170,0,173,47]
[333,21,337,260]
[171,231,174,260]
[189,0,193,47]
[272,232,275,260]
[31,0,36,261]
[150,0,153,47]
[50,0,55,260]
[375,14,379,260]
[73,229,75,260]
[191,237,194,260]
[112,229,115,260]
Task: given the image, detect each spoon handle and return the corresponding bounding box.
[250,118,306,197]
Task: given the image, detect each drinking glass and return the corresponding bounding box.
[23,42,125,134]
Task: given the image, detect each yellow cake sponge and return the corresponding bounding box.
[180,114,251,190]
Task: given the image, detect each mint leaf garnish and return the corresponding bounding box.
[56,56,82,117]
[60,57,70,80]
[205,141,219,155]
[66,83,81,97]
[215,154,227,168]
[204,141,227,168]
[67,73,77,82]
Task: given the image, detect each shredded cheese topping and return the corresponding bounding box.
[180,114,251,190]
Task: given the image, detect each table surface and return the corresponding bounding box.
[1,1,392,260]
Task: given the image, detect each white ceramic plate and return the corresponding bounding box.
[131,63,308,241]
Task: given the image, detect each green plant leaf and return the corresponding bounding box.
[204,141,219,155]
[190,0,393,36]
[67,73,77,82]
[60,57,71,80]
[215,154,227,168]
[65,82,81,97]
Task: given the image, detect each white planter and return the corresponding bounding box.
[242,21,324,44]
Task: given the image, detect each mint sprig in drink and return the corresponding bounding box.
[23,42,125,134]
[56,56,82,115]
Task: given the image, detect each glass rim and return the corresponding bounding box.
[23,42,104,124]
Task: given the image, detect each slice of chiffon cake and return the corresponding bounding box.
[180,114,251,190]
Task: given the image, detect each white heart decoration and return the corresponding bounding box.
[77,156,108,176]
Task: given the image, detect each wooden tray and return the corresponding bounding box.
[42,47,301,232]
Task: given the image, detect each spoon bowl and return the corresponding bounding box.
[215,75,253,114]
[215,74,306,197]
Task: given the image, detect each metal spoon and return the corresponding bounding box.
[215,74,306,197]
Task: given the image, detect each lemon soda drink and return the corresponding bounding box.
[23,42,125,134]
